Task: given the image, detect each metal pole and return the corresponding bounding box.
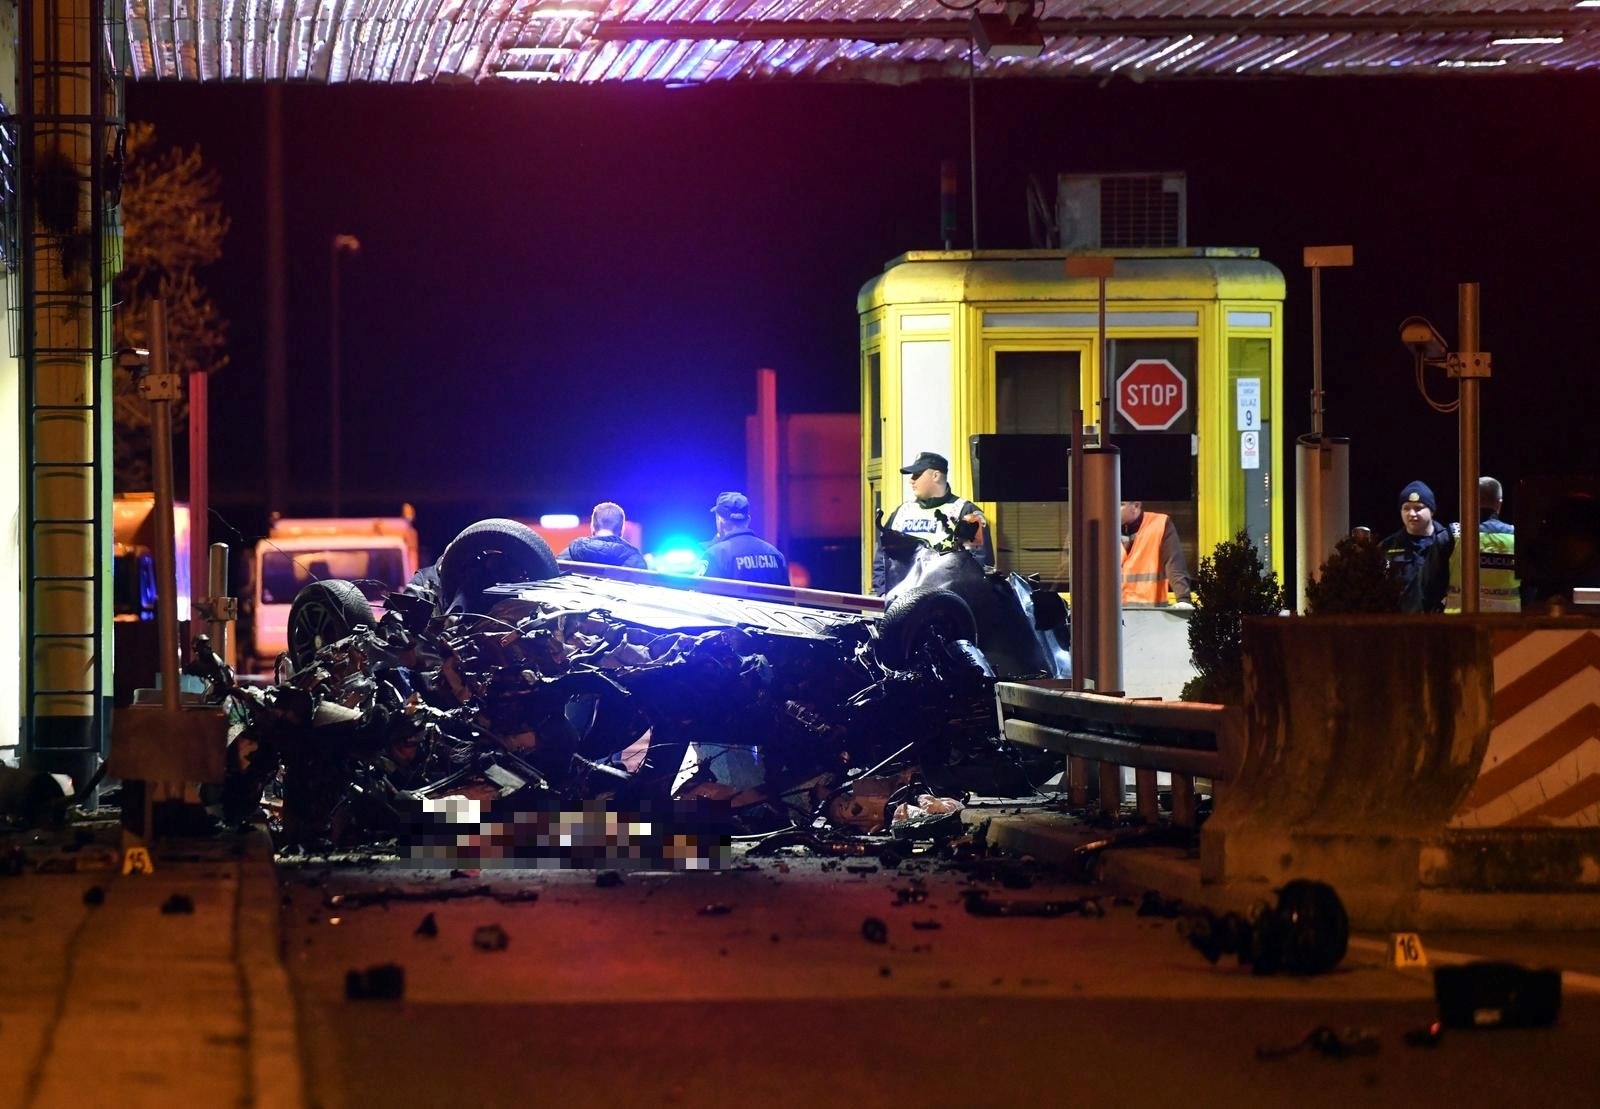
[1458,283,1481,614]
[1070,407,1085,692]
[1311,265,1324,437]
[207,543,232,664]
[266,85,287,518]
[147,302,180,714]
[1098,275,1109,443]
[1297,247,1354,610]
[967,37,978,251]
[330,237,342,515]
[1081,446,1123,695]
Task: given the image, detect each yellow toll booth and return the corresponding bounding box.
[858,248,1286,593]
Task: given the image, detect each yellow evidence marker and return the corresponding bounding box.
[121,845,155,876]
[1389,932,1428,967]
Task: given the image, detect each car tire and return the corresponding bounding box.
[876,585,977,668]
[287,579,374,669]
[437,518,559,611]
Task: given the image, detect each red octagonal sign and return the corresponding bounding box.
[1116,358,1188,431]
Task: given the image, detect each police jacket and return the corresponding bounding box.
[560,534,647,569]
[1382,520,1453,613]
[703,528,789,585]
[1444,515,1519,612]
[871,493,992,596]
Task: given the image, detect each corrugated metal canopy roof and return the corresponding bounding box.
[124,2,1600,85]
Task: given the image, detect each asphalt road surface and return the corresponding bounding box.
[282,852,1600,1108]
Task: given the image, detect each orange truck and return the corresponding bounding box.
[248,511,420,669]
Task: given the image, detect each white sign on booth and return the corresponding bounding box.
[1236,378,1261,432]
[1240,430,1260,470]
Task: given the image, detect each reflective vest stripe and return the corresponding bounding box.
[1122,512,1170,605]
[1445,529,1520,613]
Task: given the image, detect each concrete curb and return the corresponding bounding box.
[236,828,306,1109]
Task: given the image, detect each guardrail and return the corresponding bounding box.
[995,680,1237,828]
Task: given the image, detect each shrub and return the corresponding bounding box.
[1180,530,1286,704]
[1305,533,1404,614]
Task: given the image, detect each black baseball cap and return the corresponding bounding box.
[711,491,751,521]
[899,451,949,476]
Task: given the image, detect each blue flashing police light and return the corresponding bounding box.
[653,535,704,575]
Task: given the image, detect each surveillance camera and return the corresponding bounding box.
[1399,316,1449,361]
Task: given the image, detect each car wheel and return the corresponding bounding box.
[437,518,559,612]
[287,579,374,669]
[875,585,977,668]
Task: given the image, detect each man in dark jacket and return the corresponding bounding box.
[1382,480,1453,613]
[559,502,647,569]
[702,492,789,584]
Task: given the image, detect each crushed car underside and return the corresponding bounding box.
[199,519,1068,858]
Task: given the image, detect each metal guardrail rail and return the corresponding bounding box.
[995,681,1235,828]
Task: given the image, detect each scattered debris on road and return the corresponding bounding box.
[472,923,510,951]
[1256,1025,1380,1061]
[346,963,406,1001]
[160,892,195,914]
[1434,962,1562,1028]
[963,890,1103,918]
[323,884,539,910]
[1176,879,1349,976]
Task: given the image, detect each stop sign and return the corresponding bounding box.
[1116,359,1188,431]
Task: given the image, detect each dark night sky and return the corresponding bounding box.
[128,74,1600,567]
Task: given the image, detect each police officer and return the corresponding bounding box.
[871,451,991,596]
[703,492,789,584]
[1382,480,1453,613]
[1444,476,1520,612]
[558,501,647,569]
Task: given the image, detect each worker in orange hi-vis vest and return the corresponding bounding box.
[1119,500,1192,607]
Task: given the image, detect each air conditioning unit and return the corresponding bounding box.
[1056,172,1187,249]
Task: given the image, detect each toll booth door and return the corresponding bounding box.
[992,350,1083,584]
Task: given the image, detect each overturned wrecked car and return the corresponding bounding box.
[197,518,1068,859]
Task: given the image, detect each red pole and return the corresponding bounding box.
[187,364,208,663]
[756,368,780,547]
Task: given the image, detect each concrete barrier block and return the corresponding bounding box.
[1203,616,1492,904]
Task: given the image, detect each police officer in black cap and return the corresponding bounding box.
[703,492,789,585]
[871,450,991,596]
[1382,479,1454,612]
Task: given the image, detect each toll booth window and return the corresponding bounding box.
[901,340,953,466]
[994,351,1081,584]
[261,549,408,604]
[1229,336,1272,564]
[867,351,882,459]
[1110,339,1199,581]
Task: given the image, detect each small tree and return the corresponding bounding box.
[1305,533,1403,614]
[1181,530,1286,704]
[113,121,230,490]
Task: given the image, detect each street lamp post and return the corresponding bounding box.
[329,233,361,515]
